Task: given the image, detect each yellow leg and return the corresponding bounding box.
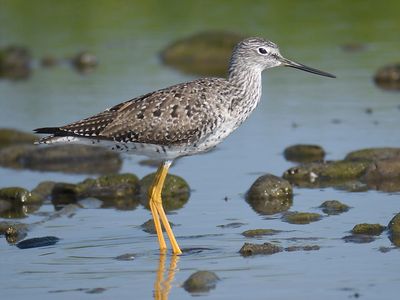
[149,161,182,255]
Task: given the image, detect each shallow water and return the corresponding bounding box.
[1,1,399,299]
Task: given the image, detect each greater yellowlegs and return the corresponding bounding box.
[35,37,335,254]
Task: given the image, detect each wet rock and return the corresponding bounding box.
[362,158,400,181]
[242,229,281,238]
[0,128,38,148]
[345,147,400,162]
[40,55,59,67]
[0,144,122,174]
[183,270,219,293]
[374,63,400,90]
[0,221,29,243]
[351,223,385,236]
[388,213,400,247]
[140,173,190,211]
[16,236,60,249]
[141,219,175,234]
[71,51,98,73]
[342,234,375,244]
[283,160,370,188]
[115,253,135,261]
[319,200,350,215]
[31,181,56,200]
[239,242,283,257]
[52,174,140,209]
[283,144,325,163]
[284,245,320,252]
[246,174,293,215]
[160,31,244,76]
[217,222,246,229]
[282,212,322,224]
[85,288,106,294]
[0,187,43,218]
[0,45,32,79]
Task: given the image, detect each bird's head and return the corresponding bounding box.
[230,37,335,78]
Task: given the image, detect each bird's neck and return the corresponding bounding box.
[227,63,263,115]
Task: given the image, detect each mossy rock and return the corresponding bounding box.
[351,223,385,236]
[283,160,370,188]
[183,270,220,293]
[282,212,322,224]
[283,144,325,163]
[0,222,29,244]
[31,181,56,199]
[345,148,400,162]
[388,213,400,247]
[246,174,293,215]
[0,128,37,148]
[0,187,43,204]
[160,31,244,76]
[141,219,175,234]
[239,242,283,257]
[140,173,190,211]
[373,64,400,90]
[362,158,400,181]
[241,229,281,238]
[319,200,350,215]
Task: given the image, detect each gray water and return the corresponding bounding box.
[1,1,399,299]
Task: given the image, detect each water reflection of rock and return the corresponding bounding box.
[246,174,293,215]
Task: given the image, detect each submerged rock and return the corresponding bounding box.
[0,144,122,174]
[282,212,322,224]
[388,213,400,247]
[239,242,283,256]
[283,160,370,188]
[71,51,98,73]
[0,128,37,148]
[183,270,219,293]
[140,173,190,211]
[141,219,175,234]
[241,229,281,238]
[246,174,293,215]
[285,245,320,252]
[351,223,385,236]
[319,200,350,215]
[345,147,400,162]
[0,45,32,79]
[160,31,244,76]
[374,63,400,90]
[16,236,60,249]
[283,144,325,163]
[342,234,375,244]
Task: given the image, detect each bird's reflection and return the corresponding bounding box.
[153,253,180,300]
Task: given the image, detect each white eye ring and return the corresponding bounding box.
[258,47,268,55]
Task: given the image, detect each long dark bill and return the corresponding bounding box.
[280,57,336,78]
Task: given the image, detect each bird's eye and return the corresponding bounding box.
[258,47,268,54]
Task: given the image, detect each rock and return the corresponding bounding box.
[0,187,43,218]
[282,212,322,224]
[246,174,293,215]
[239,242,283,256]
[141,219,175,234]
[71,51,98,73]
[16,236,60,249]
[52,174,140,209]
[283,160,370,188]
[183,270,219,293]
[241,229,281,238]
[31,181,56,200]
[0,128,38,148]
[115,253,135,261]
[362,158,400,181]
[217,222,246,229]
[0,144,122,174]
[342,235,375,244]
[160,31,244,76]
[388,213,400,247]
[374,63,400,90]
[283,144,325,163]
[285,245,320,252]
[0,221,29,244]
[319,200,350,215]
[345,147,400,162]
[351,223,385,236]
[0,45,32,79]
[140,173,190,211]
